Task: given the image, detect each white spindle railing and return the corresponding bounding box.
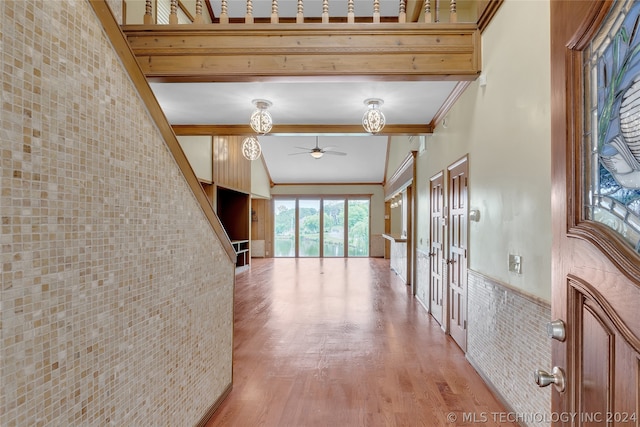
[449,0,457,23]
[424,0,432,23]
[322,0,329,24]
[347,0,355,24]
[220,0,229,23]
[194,0,203,23]
[169,0,178,24]
[246,0,254,24]
[296,0,304,23]
[373,0,380,23]
[141,0,460,25]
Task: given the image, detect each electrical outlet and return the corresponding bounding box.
[508,254,522,274]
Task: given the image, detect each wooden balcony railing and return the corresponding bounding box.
[121,0,494,82]
[129,0,473,26]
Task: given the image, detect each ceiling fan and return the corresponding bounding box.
[288,136,347,159]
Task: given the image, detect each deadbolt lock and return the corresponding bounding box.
[546,319,566,342]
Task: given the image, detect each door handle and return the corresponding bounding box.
[534,366,565,392]
[446,258,456,264]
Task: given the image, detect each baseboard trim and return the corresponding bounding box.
[415,294,429,313]
[196,382,233,427]
[465,355,525,427]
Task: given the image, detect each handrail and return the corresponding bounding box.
[141,0,466,26]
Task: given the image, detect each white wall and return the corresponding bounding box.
[177,135,213,183]
[124,0,145,24]
[385,136,414,182]
[415,0,552,301]
[251,157,272,199]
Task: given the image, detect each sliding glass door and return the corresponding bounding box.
[348,199,370,257]
[274,196,370,258]
[323,199,345,257]
[274,199,296,257]
[298,199,320,257]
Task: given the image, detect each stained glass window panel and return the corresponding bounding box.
[584,0,640,253]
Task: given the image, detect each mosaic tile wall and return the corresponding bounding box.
[467,270,552,427]
[414,249,430,311]
[414,259,551,426]
[0,1,235,425]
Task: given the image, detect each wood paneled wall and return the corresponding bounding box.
[251,198,274,258]
[217,187,250,241]
[173,130,252,195]
[213,136,251,194]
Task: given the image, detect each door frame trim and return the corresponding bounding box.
[446,154,469,351]
[428,170,445,325]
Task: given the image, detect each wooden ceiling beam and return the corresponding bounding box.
[172,123,434,136]
[123,23,480,82]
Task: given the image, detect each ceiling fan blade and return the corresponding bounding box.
[322,146,337,151]
[323,151,347,156]
[288,152,310,156]
[294,146,312,151]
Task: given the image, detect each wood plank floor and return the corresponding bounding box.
[205,258,517,427]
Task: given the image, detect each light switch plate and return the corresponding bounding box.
[509,254,522,274]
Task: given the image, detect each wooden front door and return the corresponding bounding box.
[429,171,445,325]
[551,1,640,424]
[447,157,468,351]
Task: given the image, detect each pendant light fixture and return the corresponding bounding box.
[362,98,386,134]
[241,135,262,161]
[250,99,273,134]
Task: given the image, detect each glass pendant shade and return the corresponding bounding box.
[250,99,273,134]
[362,98,386,134]
[242,136,262,160]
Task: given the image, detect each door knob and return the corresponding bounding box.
[534,366,565,392]
[546,319,566,342]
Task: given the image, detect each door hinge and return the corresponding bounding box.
[464,320,467,330]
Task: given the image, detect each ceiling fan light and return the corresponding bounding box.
[362,98,386,134]
[310,151,324,159]
[250,99,273,134]
[242,136,262,161]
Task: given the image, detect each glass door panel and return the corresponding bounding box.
[348,199,370,257]
[274,199,296,257]
[323,199,345,257]
[298,199,320,257]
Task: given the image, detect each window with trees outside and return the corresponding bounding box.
[274,196,370,258]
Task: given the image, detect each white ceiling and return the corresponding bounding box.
[151,81,458,184]
[151,81,457,126]
[258,135,389,183]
